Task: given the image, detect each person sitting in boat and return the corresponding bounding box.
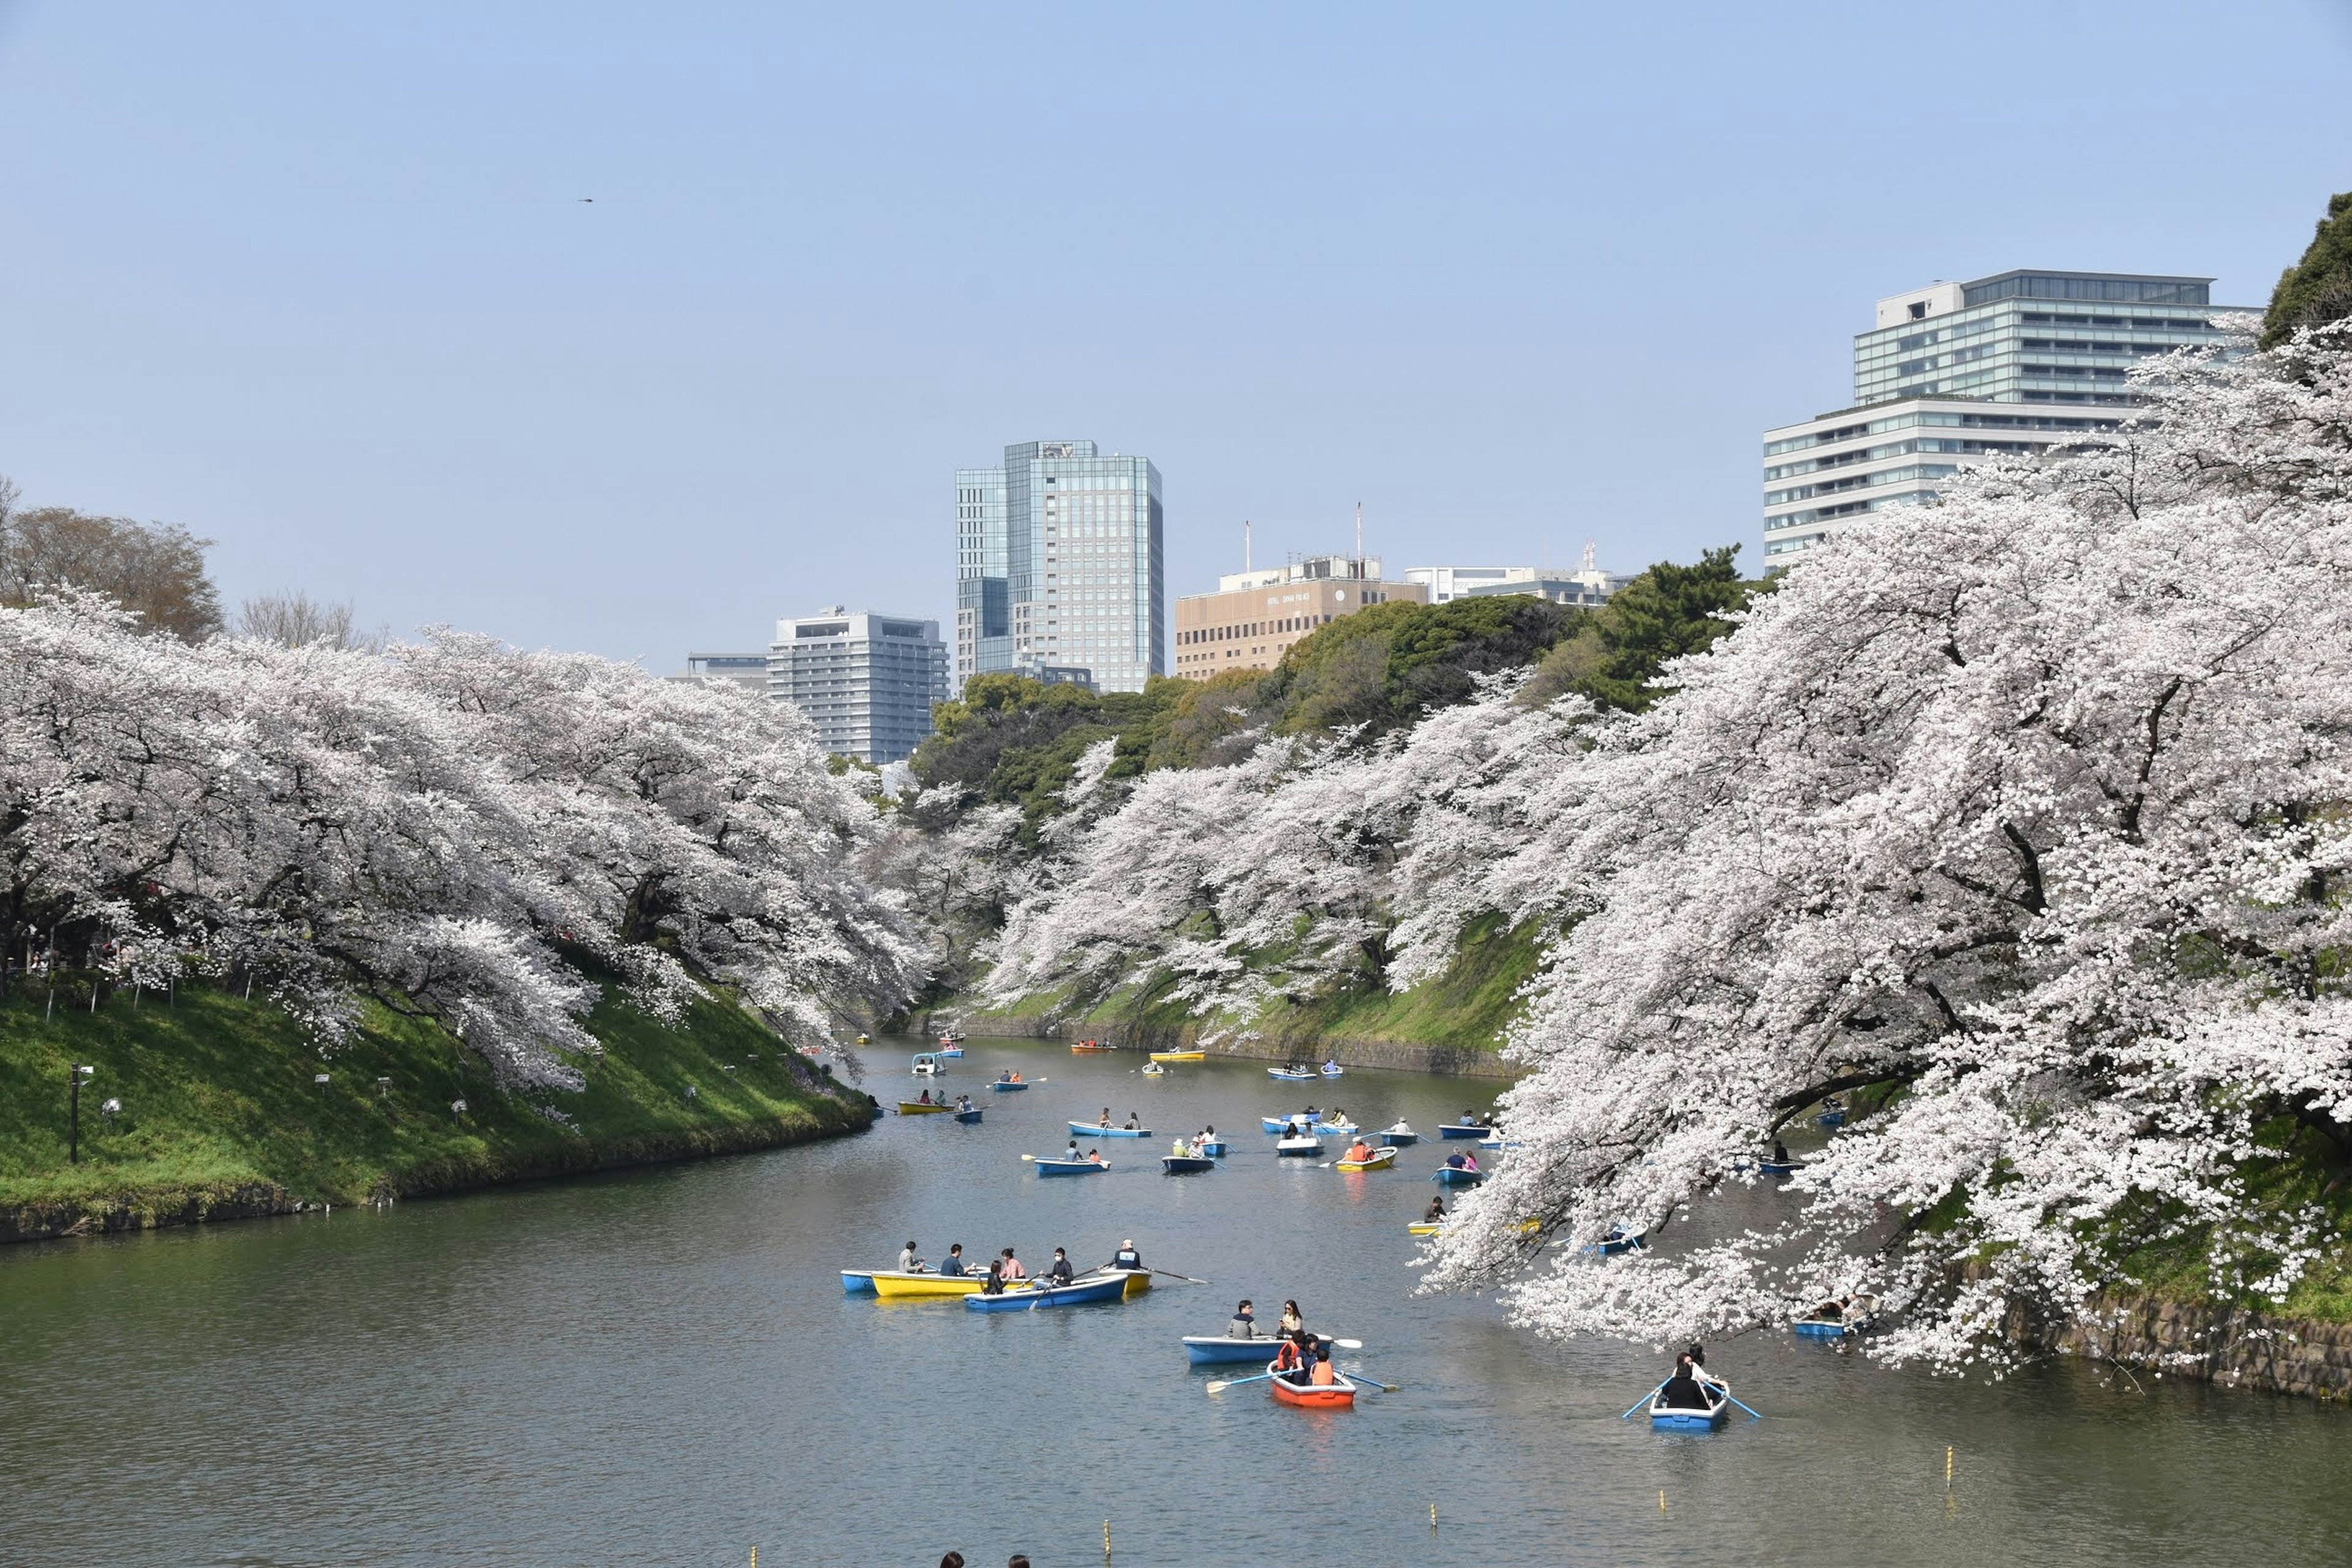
[1097,1107,1113,1128]
[1273,1331,1316,1382]
[1284,1117,1306,1138]
[1660,1354,1714,1409]
[956,1095,973,1112]
[1227,1300,1258,1338]
[1343,1139,1375,1164]
[1111,1238,1144,1270]
[1278,1300,1305,1336]
[1460,1150,1480,1173]
[1084,1147,1105,1166]
[1064,1139,1081,1161]
[1044,1247,1075,1286]
[1810,1295,1853,1322]
[998,1070,1014,1084]
[897,1240,926,1273]
[979,1257,1006,1296]
[1309,1344,1340,1387]
[938,1243,967,1278]
[998,1247,1027,1286]
[1202,1123,1217,1142]
[1444,1151,1469,1171]
[916,1088,933,1106]
[1424,1195,1447,1223]
[1123,1111,1140,1130]
[1460,1108,1481,1126]
[1773,1139,1791,1164]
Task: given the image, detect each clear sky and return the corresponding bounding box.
[3,1,2349,665]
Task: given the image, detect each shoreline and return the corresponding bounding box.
[929,1010,1520,1079]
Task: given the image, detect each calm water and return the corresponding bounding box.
[2,1038,2345,1567]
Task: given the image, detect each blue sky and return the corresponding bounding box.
[3,1,2349,664]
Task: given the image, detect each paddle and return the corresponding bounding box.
[1340,1368,1400,1393]
[1620,1381,1669,1420]
[1720,1390,1765,1419]
[1204,1371,1278,1395]
[1149,1268,1211,1285]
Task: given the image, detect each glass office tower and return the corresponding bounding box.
[954,440,1164,693]
[1764,269,2249,559]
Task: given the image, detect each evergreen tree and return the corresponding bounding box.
[2261,190,2352,349]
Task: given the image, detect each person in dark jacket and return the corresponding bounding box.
[1044,1247,1076,1286]
[1112,1238,1144,1270]
[1660,1354,1714,1409]
[938,1243,967,1278]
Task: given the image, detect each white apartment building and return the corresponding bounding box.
[1763,269,2249,560]
[1405,545,1630,607]
[769,608,949,764]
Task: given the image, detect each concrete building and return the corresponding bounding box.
[956,439,1164,694]
[674,654,771,697]
[768,608,949,764]
[1764,269,2250,560]
[1173,554,1425,678]
[1404,545,1631,608]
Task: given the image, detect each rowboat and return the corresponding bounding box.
[953,1107,984,1123]
[911,1053,942,1076]
[1069,1039,1116,1053]
[963,1273,1127,1311]
[842,1270,878,1294]
[1406,1221,1447,1237]
[867,1270,992,1299]
[1335,1147,1398,1172]
[1649,1382,1732,1430]
[1312,1119,1357,1137]
[1276,1135,1324,1157]
[1162,1155,1216,1174]
[897,1100,953,1115]
[1140,1063,1167,1077]
[1319,1063,1344,1078]
[1267,1067,1316,1082]
[1033,1156,1109,1176]
[1068,1122,1152,1138]
[1380,1123,1420,1145]
[1261,1114,1319,1134]
[1432,1164,1483,1185]
[935,1043,964,1057]
[1586,1229,1645,1256]
[1182,1332,1350,1365]
[1197,1139,1229,1156]
[1793,1317,1854,1340]
[989,1079,1030,1092]
[1149,1050,1205,1063]
[1757,1159,1806,1175]
[1266,1360,1359,1411]
[1816,1109,1847,1129]
[1092,1267,1153,1298]
[1439,1123,1493,1140]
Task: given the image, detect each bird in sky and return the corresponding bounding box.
[579,197,594,203]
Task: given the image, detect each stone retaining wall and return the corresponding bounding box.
[2033,1295,2352,1403]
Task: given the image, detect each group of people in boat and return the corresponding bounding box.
[1059,1140,1107,1165]
[1093,1107,1142,1130]
[1168,1126,1219,1157]
[1221,1298,1339,1387]
[995,1069,1024,1084]
[910,1089,976,1110]
[1658,1344,1726,1409]
[1442,1149,1480,1173]
[889,1238,1147,1294]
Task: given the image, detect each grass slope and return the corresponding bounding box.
[0,977,868,1229]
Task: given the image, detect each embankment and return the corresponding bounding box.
[0,979,870,1245]
[2017,1295,2352,1403]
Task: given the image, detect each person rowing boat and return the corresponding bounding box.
[1110,1238,1145,1270]
[1423,1195,1447,1223]
[998,1069,1022,1084]
[1343,1137,1376,1164]
[1096,1107,1114,1128]
[938,1243,967,1277]
[1227,1299,1259,1338]
[1044,1247,1076,1286]
[897,1240,927,1273]
[1659,1352,1715,1409]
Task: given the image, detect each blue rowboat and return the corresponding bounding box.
[1757,1159,1806,1175]
[1161,1155,1215,1174]
[1034,1156,1109,1176]
[1816,1109,1847,1129]
[842,1270,878,1295]
[1439,1123,1492,1140]
[1432,1165,1484,1186]
[1181,1332,1348,1365]
[1267,1067,1316,1082]
[1068,1122,1152,1138]
[935,1043,964,1057]
[1585,1231,1645,1256]
[954,1107,983,1124]
[1312,1120,1357,1137]
[990,1079,1030,1092]
[1262,1115,1317,1134]
[965,1273,1126,1311]
[1649,1385,1732,1430]
[1379,1125,1419,1146]
[1793,1318,1853,1340]
[1197,1139,1229,1156]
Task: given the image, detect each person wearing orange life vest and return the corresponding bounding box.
[1309,1344,1339,1386]
[1343,1138,1375,1164]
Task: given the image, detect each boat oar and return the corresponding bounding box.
[1619,1381,1668,1420]
[1149,1268,1210,1285]
[1721,1390,1765,1419]
[1341,1368,1400,1392]
[1205,1371,1278,1395]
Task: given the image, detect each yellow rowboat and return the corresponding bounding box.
[867,1271,1010,1299]
[1148,1050,1205,1063]
[1091,1267,1153,1298]
[897,1101,954,1115]
[1335,1147,1400,1172]
[1407,1217,1540,1237]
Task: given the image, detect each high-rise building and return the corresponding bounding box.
[769,608,949,764]
[956,440,1164,693]
[1173,554,1426,677]
[1763,270,2251,560]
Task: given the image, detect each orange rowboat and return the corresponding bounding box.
[1069,1039,1117,1053]
[1265,1359,1358,1411]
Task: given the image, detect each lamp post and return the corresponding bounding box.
[67,1063,94,1163]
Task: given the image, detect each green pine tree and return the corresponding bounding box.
[2261,191,2352,349]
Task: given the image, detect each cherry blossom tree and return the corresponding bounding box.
[1427,323,2352,1366]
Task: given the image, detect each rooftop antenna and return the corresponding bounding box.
[1354,502,1363,578]
[1581,539,1598,575]
[1245,519,1252,573]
